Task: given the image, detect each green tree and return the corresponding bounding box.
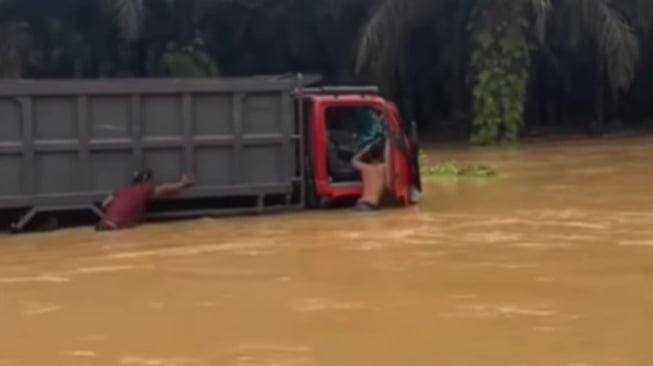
[534,0,640,134]
[355,0,642,143]
[104,0,221,76]
[469,0,530,144]
[2,0,653,141]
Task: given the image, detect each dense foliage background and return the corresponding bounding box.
[2,0,653,143]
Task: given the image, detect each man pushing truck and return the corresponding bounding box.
[96,170,194,231]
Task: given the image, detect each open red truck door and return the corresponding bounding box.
[384,103,419,206]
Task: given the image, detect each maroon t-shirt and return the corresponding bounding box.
[104,183,155,229]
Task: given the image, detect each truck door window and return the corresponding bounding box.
[324,106,387,183]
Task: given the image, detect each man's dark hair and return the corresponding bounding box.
[132,169,153,184]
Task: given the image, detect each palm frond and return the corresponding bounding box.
[355,0,407,74]
[575,0,640,91]
[612,0,653,31]
[530,0,552,43]
[106,0,145,40]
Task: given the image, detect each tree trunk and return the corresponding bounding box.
[131,39,148,77]
[592,56,605,136]
[0,24,22,78]
[449,0,475,121]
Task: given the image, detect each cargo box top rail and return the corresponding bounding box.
[297,86,380,96]
[0,74,321,97]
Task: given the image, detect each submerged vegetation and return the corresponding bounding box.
[1,0,653,144]
[419,153,500,179]
[424,162,499,178]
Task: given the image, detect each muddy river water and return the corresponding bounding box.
[2,137,653,366]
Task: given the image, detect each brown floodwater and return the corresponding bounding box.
[2,136,653,366]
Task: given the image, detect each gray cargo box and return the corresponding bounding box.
[0,75,314,228]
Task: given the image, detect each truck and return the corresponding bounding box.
[0,74,421,231]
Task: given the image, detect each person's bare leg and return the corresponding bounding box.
[355,163,385,211]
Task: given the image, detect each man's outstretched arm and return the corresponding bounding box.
[152,174,195,199]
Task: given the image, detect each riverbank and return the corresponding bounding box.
[422,124,653,150]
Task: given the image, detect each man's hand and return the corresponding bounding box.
[180,174,195,188]
[152,174,195,199]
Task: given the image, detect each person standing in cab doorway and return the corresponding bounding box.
[96,170,194,231]
[351,139,387,211]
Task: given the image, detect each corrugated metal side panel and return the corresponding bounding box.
[0,78,300,209]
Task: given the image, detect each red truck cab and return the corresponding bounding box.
[299,86,422,209]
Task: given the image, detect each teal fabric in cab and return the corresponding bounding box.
[353,109,387,150]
